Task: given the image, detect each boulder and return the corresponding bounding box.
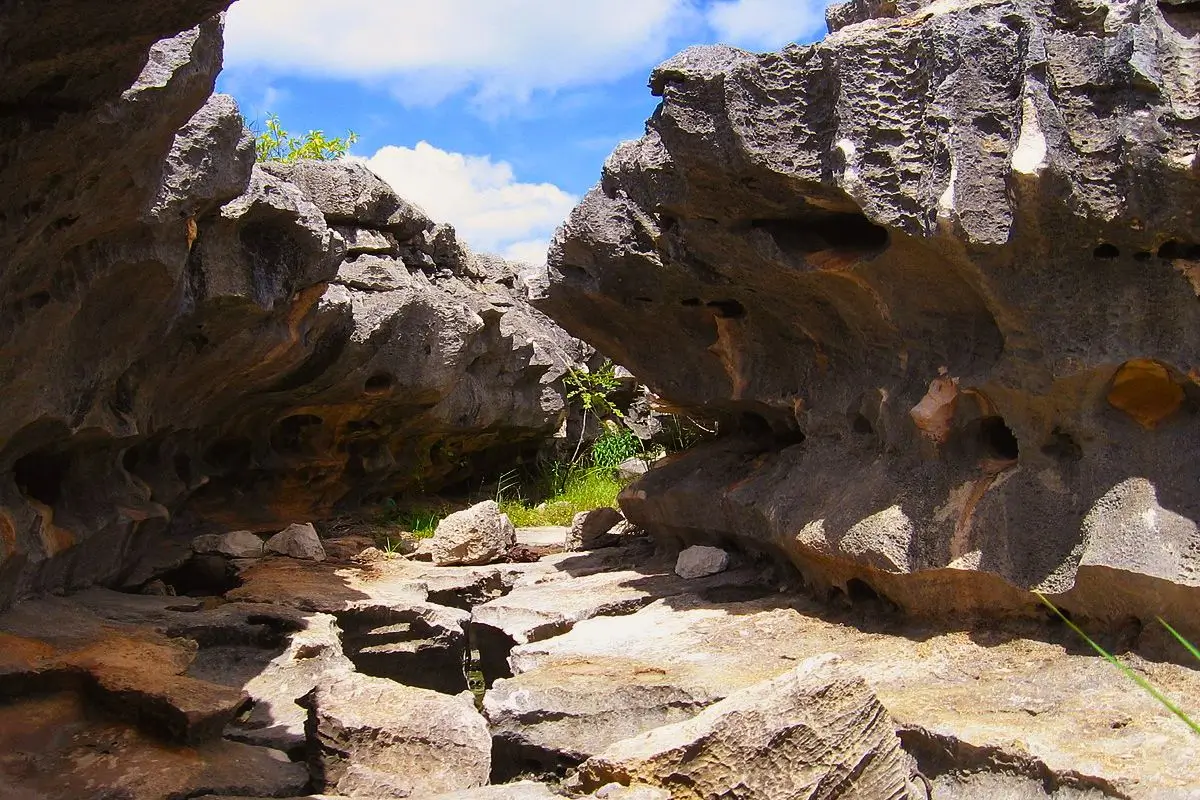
[615,457,649,482]
[674,545,729,579]
[261,158,432,239]
[571,655,913,800]
[429,501,517,566]
[192,531,265,559]
[265,523,327,561]
[566,507,624,551]
[301,672,491,798]
[537,0,1200,636]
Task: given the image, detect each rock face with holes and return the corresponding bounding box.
[536,0,1200,637]
[0,7,583,609]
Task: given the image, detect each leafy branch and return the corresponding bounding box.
[255,114,358,163]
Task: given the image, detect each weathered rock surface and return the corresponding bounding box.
[429,501,517,566]
[537,0,1200,636]
[0,6,582,610]
[489,583,1200,796]
[194,530,267,558]
[302,672,491,799]
[571,654,914,800]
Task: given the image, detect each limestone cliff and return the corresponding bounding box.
[0,11,580,607]
[538,0,1200,635]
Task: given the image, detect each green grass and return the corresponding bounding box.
[499,466,623,527]
[1035,592,1200,735]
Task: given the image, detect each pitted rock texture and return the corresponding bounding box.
[0,11,582,609]
[538,0,1200,636]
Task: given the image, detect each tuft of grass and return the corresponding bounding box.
[499,466,624,528]
[1035,592,1200,735]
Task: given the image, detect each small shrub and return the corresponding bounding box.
[591,423,641,469]
[255,114,358,163]
[377,498,443,540]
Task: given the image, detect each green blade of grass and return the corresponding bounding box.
[1157,617,1200,665]
[1035,593,1200,735]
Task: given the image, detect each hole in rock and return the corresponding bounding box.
[706,299,746,319]
[271,414,324,454]
[1159,240,1200,260]
[160,554,242,596]
[1040,427,1082,462]
[634,296,654,303]
[681,297,702,307]
[204,437,253,471]
[173,453,193,484]
[13,450,70,505]
[976,416,1020,460]
[752,212,889,254]
[28,291,50,309]
[364,373,394,394]
[846,578,880,604]
[852,414,874,435]
[121,447,140,473]
[1093,243,1119,259]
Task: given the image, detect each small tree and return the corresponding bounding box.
[255,114,358,163]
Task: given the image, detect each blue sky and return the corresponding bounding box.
[218,0,833,262]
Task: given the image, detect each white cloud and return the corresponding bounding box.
[360,142,577,263]
[705,0,830,51]
[224,0,702,108]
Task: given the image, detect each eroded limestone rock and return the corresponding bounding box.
[571,655,914,800]
[430,501,517,566]
[302,672,491,799]
[538,0,1200,637]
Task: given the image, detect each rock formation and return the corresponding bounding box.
[538,0,1200,638]
[0,10,581,609]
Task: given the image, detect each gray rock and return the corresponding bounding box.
[429,501,516,566]
[674,545,729,579]
[265,523,326,561]
[302,672,491,798]
[261,158,433,239]
[192,531,265,559]
[571,655,913,800]
[146,92,255,223]
[615,457,649,482]
[566,507,625,551]
[538,0,1200,636]
[334,225,400,256]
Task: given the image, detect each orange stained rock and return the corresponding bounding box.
[1107,359,1184,429]
[910,373,960,444]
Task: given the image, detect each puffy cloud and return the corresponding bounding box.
[360,142,577,263]
[224,0,701,107]
[705,0,830,50]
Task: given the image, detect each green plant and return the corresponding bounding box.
[591,423,641,469]
[1035,592,1199,735]
[498,462,624,528]
[255,114,358,163]
[564,362,624,417]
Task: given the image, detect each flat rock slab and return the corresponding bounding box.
[514,526,569,548]
[490,592,1200,796]
[0,693,308,800]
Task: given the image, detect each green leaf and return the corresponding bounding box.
[1157,617,1200,665]
[1035,593,1200,735]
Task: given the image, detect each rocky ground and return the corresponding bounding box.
[1,509,1197,800]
